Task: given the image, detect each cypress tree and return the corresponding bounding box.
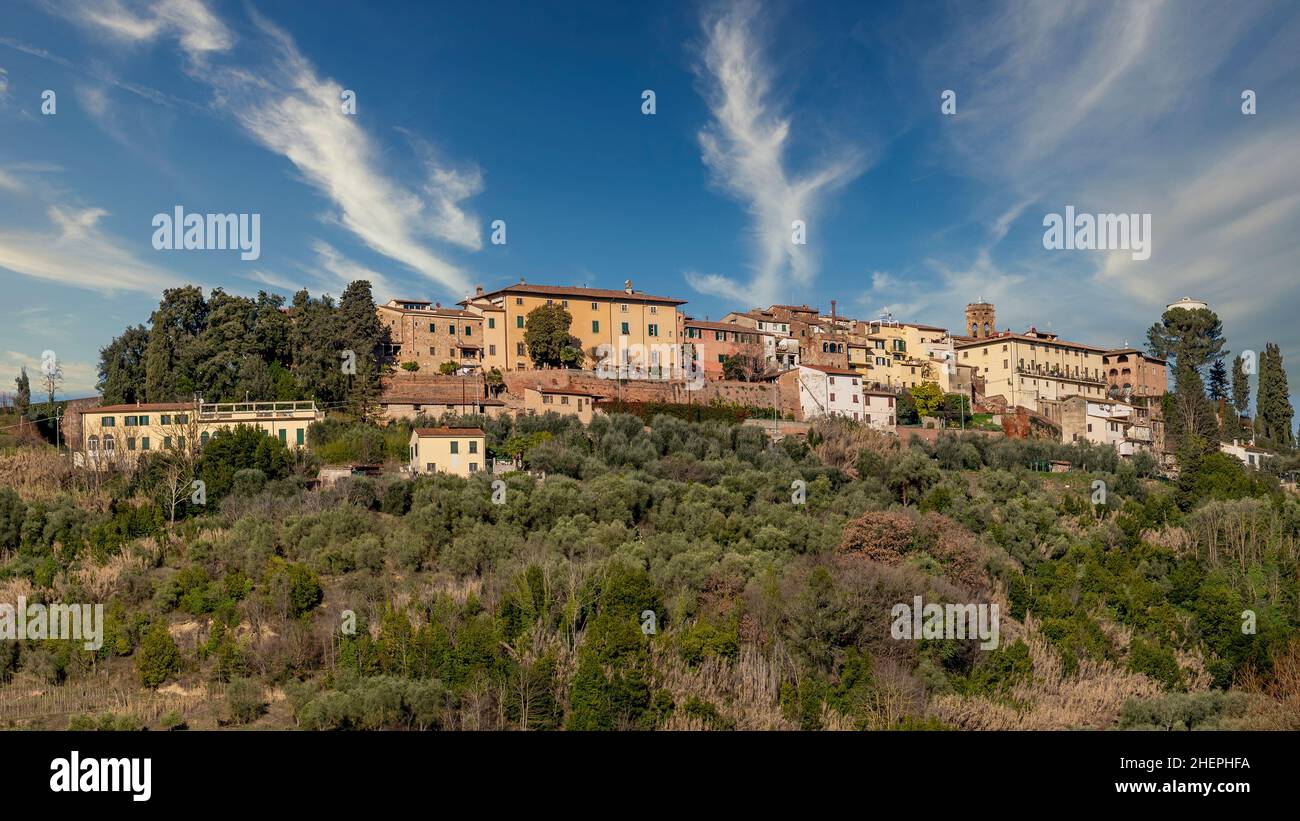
[1254,342,1294,449]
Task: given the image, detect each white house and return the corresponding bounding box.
[795,364,865,422]
[1220,439,1272,470]
[862,389,898,431]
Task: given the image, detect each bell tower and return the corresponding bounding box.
[965,301,995,338]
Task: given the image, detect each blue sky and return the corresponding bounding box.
[1,0,1298,401]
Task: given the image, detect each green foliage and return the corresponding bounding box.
[196,425,292,502]
[909,383,944,418]
[523,304,580,369]
[135,622,180,689]
[225,677,266,724]
[1255,342,1294,449]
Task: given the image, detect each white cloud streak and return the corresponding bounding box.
[692,0,867,306]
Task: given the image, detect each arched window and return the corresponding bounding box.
[103,434,115,452]
[201,431,210,446]
[87,435,99,451]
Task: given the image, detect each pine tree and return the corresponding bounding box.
[1254,342,1294,449]
[1146,306,1226,372]
[1207,359,1228,401]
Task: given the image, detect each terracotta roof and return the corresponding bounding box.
[953,332,1106,353]
[1104,348,1167,364]
[800,364,860,377]
[80,402,193,414]
[413,427,486,437]
[465,282,686,305]
[379,303,478,318]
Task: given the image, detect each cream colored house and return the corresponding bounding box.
[955,328,1107,410]
[521,386,603,424]
[408,427,487,477]
[459,279,686,375]
[77,400,322,468]
[855,319,957,392]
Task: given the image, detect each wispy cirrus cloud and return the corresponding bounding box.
[915,0,1300,358]
[0,205,182,294]
[691,0,867,307]
[53,0,484,298]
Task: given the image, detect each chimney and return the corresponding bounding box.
[624,279,633,294]
[519,276,526,284]
[475,285,484,297]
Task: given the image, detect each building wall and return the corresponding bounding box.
[408,432,486,477]
[1103,351,1167,399]
[382,401,506,422]
[683,322,767,377]
[80,402,319,466]
[377,304,485,372]
[795,367,863,421]
[862,392,897,431]
[958,335,1107,410]
[522,388,599,423]
[478,288,682,373]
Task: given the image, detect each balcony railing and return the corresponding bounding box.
[198,401,321,420]
[1015,364,1104,385]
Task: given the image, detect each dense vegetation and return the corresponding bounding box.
[1,410,1297,731]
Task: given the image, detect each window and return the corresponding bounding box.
[87,435,99,451]
[718,355,726,364]
[141,437,150,450]
[543,394,553,404]
[127,437,136,451]
[591,302,598,311]
[429,323,437,333]
[450,441,459,454]
[449,324,457,334]
[621,322,629,335]
[124,415,137,426]
[429,347,437,355]
[488,317,496,329]
[469,440,478,454]
[469,463,479,473]
[561,396,570,405]
[516,342,525,356]
[139,415,149,425]
[102,416,116,427]
[279,429,287,444]
[201,431,210,445]
[103,435,115,451]
[464,325,471,336]
[648,324,659,337]
[177,436,186,449]
[852,395,859,404]
[176,414,188,424]
[592,320,600,333]
[515,297,523,305]
[427,463,435,472]
[562,300,569,308]
[620,304,628,313]
[516,316,524,328]
[164,436,172,448]
[650,306,657,314]
[489,345,496,356]
[830,393,836,402]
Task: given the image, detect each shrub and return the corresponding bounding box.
[136,622,180,689]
